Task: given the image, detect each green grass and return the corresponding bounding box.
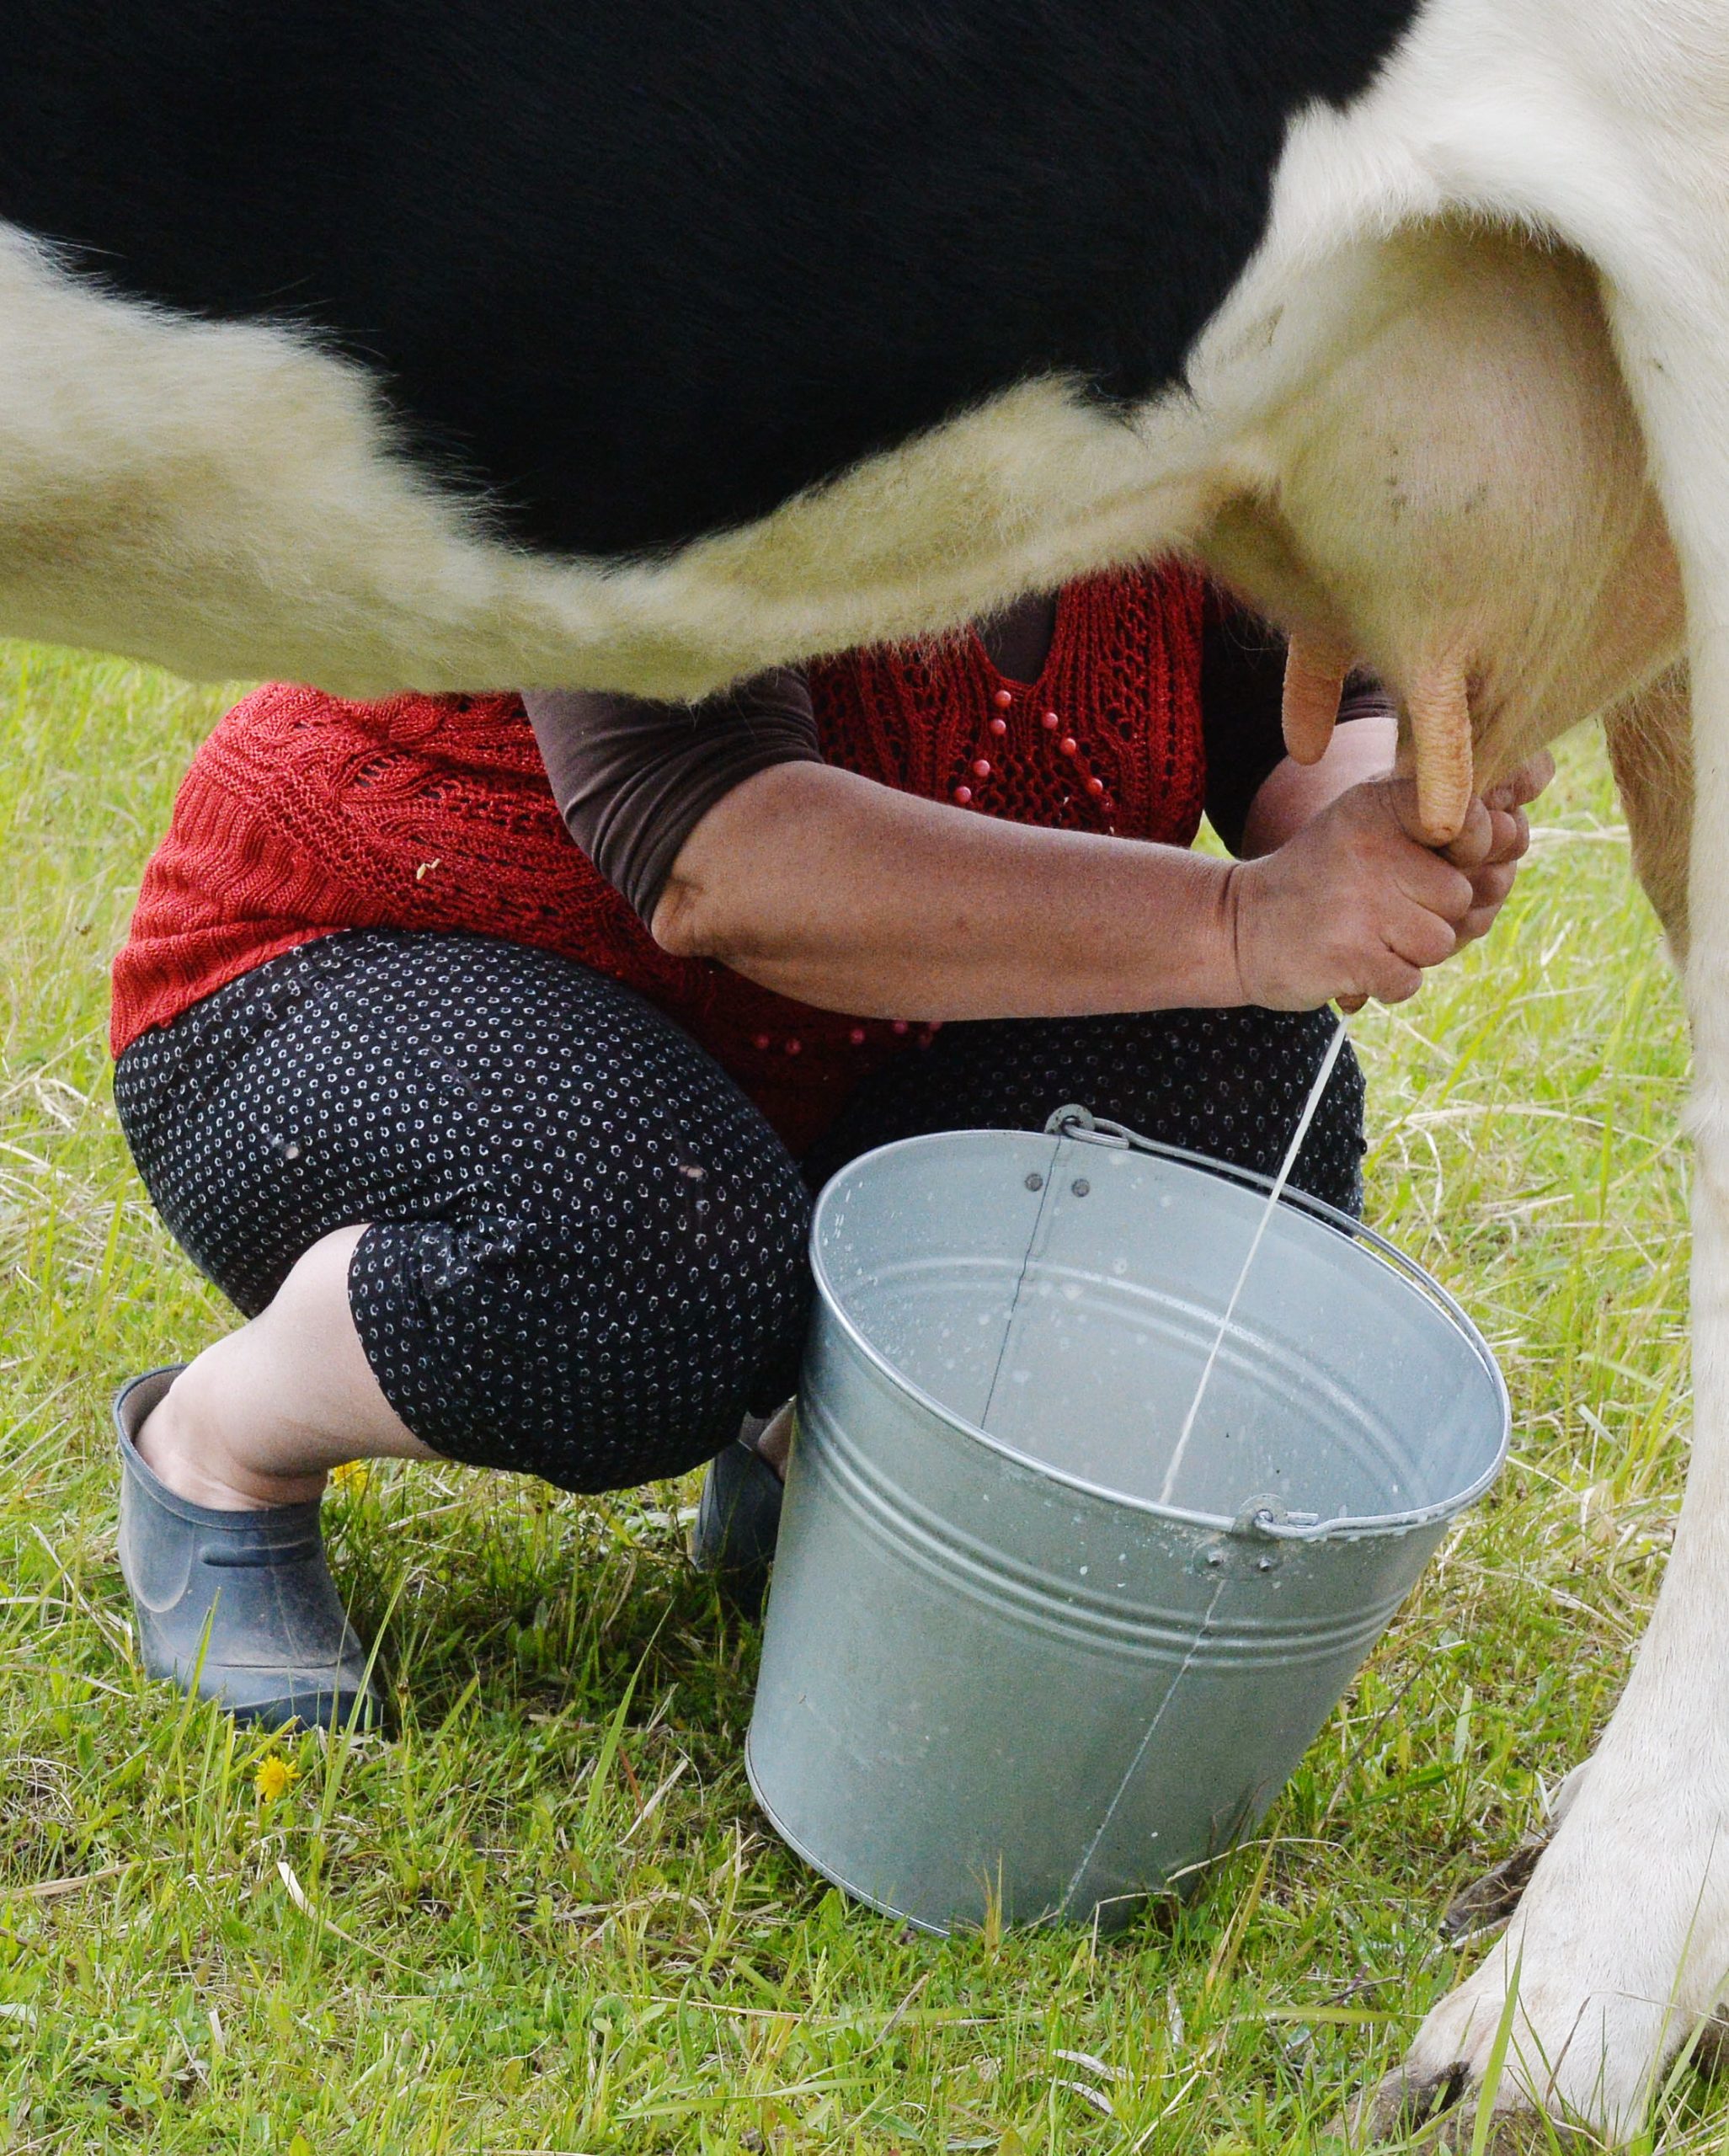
[0,643,1716,2153]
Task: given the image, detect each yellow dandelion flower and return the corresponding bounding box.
[254,1754,300,1804]
[329,1460,371,1496]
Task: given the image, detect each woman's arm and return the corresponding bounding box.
[528,616,1532,1026]
[1240,711,1398,856]
[652,760,1245,1017]
[653,756,1486,1017]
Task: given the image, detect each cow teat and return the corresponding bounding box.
[1405,657,1475,847]
[1284,632,1476,847]
[1280,635,1354,765]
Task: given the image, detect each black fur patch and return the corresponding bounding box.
[0,2,1420,557]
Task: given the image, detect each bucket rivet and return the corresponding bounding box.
[1256,1555,1277,1572]
[1025,1172,1044,1192]
[1070,1177,1091,1197]
[1204,1548,1226,1568]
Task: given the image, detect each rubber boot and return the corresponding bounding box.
[689,1408,787,1620]
[115,1366,382,1731]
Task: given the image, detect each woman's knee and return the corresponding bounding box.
[345,1158,814,1492]
[1148,1005,1365,1213]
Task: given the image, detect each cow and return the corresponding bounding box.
[3,3,1728,2142]
[1214,221,1697,2147]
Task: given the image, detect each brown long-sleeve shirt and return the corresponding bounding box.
[524,595,1381,921]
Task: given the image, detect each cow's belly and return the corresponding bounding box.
[0,202,1647,714]
[0,157,1434,701]
[0,0,1680,721]
[0,220,1245,697]
[0,0,1441,694]
[0,1,1425,560]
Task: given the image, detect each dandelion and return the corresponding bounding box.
[254,1754,300,1804]
[329,1460,371,1496]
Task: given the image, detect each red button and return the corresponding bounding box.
[785,1038,803,1055]
[1042,710,1060,732]
[892,1019,910,1035]
[1086,775,1105,796]
[1060,736,1078,756]
[992,687,1014,708]
[989,716,1007,737]
[849,1026,867,1046]
[754,1033,771,1051]
[972,758,991,777]
[953,784,973,804]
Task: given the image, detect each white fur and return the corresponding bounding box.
[0,227,1214,697]
[1253,4,1729,2139]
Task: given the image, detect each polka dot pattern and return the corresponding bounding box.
[803,1006,1365,1214]
[115,931,814,1492]
[116,931,1363,1493]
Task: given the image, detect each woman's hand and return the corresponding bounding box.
[1228,751,1553,1008]
[1449,750,1554,948]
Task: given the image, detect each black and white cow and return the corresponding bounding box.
[5,3,1729,2142]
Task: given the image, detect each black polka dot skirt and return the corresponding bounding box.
[115,931,1363,1492]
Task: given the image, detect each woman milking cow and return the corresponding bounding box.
[108,576,1545,1717]
[8,0,1729,2140]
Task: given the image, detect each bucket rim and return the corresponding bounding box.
[808,1125,1511,1541]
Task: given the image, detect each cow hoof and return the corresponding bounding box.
[1440,1838,1548,1943]
[1689,2011,1729,2079]
[1353,1745,1729,2147]
[1349,2057,1473,2145]
[1363,1940,1679,2147]
[1344,2066,1555,2150]
[1344,2063,1551,2150]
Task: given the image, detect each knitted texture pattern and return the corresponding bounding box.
[810,562,1205,840]
[112,563,1207,1153]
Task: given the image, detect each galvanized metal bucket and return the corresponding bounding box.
[746,1107,1508,1935]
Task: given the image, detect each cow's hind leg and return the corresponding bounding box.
[1604,665,1694,962]
[1362,207,1729,2144]
[1426,681,1692,1981]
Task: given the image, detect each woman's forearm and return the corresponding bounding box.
[1239,712,1397,856]
[652,761,1244,1019]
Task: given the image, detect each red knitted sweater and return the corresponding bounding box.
[112,563,1206,1152]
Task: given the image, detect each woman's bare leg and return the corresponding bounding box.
[755,1401,793,1477]
[136,1225,437,1511]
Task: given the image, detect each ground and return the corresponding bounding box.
[0,644,1719,2153]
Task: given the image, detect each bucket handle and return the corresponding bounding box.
[1043,1102,1506,1539]
[1043,1102,1457,1308]
[1232,1495,1326,1544]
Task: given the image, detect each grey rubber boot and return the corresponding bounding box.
[115,1367,382,1732]
[689,1408,787,1620]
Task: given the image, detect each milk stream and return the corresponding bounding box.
[1064,1011,1350,1910]
[1155,1013,1349,1511]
